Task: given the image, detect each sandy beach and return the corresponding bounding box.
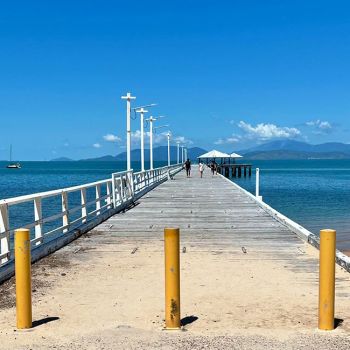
[0,228,350,349]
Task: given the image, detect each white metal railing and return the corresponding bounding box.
[0,164,182,267]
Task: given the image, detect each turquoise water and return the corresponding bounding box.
[231,159,350,252]
[0,161,168,239]
[0,161,168,198]
[1,159,350,252]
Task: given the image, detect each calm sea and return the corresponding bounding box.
[232,159,350,253]
[0,161,168,242]
[1,159,350,253]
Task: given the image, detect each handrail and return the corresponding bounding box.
[0,163,183,267]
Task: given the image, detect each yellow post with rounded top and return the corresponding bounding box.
[318,229,336,330]
[164,227,181,329]
[15,228,32,329]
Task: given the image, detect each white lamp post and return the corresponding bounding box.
[146,115,167,170]
[177,142,180,164]
[149,116,154,170]
[181,145,184,163]
[136,107,148,172]
[121,92,136,171]
[167,131,171,166]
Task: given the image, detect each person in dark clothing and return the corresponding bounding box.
[210,160,215,175]
[185,158,191,177]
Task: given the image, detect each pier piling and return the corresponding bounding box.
[15,229,32,329]
[164,228,181,330]
[318,229,336,330]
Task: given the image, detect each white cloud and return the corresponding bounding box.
[131,130,193,145]
[103,134,122,142]
[173,136,193,145]
[214,135,240,145]
[306,119,332,133]
[63,142,69,147]
[93,143,101,148]
[131,130,165,144]
[238,121,301,139]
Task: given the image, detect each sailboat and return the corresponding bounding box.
[6,145,21,169]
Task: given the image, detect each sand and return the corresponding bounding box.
[0,229,350,349]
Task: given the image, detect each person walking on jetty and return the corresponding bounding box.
[199,161,204,178]
[210,160,217,175]
[185,158,191,177]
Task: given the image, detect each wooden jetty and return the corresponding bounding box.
[0,166,350,349]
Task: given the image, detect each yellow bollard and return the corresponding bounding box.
[15,228,32,329]
[164,228,181,329]
[318,229,336,330]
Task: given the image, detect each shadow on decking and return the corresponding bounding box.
[335,318,344,329]
[181,315,198,326]
[32,316,60,328]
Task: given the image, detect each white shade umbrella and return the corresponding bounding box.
[198,150,231,158]
[230,152,243,158]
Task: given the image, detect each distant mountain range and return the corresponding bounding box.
[51,157,73,162]
[240,140,350,160]
[50,141,350,161]
[51,146,207,162]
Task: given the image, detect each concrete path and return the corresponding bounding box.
[0,167,350,349]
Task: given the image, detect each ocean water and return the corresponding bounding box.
[0,160,168,198]
[1,159,350,253]
[231,159,350,253]
[0,161,168,241]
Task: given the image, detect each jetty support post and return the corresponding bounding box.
[318,229,336,330]
[164,227,181,330]
[233,166,237,177]
[15,228,32,329]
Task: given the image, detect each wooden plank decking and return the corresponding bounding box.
[1,166,350,349]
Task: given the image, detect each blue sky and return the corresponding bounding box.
[1,0,350,160]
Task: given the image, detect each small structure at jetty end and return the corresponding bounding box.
[198,149,252,178]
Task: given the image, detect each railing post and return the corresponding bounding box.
[130,171,135,198]
[95,184,101,216]
[0,203,10,264]
[106,181,112,209]
[34,198,43,245]
[255,168,262,201]
[121,176,125,202]
[318,229,336,330]
[81,188,87,223]
[112,174,116,208]
[61,191,69,233]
